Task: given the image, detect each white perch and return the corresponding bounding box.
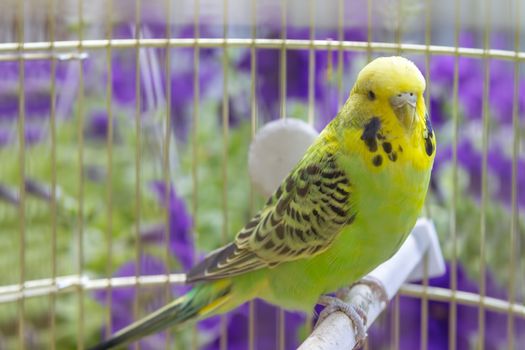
[298,218,446,350]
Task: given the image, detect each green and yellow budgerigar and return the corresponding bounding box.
[90,56,436,350]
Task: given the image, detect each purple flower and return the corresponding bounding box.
[94,255,171,350]
[0,60,70,121]
[85,110,114,141]
[110,52,151,108]
[149,181,194,271]
[429,96,447,126]
[0,183,19,206]
[487,146,525,207]
[435,139,525,208]
[24,124,46,146]
[169,63,218,141]
[109,23,220,141]
[429,31,525,126]
[203,300,305,350]
[237,27,364,122]
[216,95,249,128]
[368,263,524,349]
[0,129,11,147]
[315,83,340,131]
[25,179,51,201]
[0,87,18,117]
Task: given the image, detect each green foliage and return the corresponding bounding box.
[0,90,262,347]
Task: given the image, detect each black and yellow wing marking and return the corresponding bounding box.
[187,150,355,283]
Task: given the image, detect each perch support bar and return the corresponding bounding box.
[298,218,445,350]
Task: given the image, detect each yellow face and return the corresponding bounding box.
[352,56,427,131]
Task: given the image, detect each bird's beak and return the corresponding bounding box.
[390,92,417,130]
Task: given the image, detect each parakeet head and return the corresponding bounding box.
[352,56,426,131]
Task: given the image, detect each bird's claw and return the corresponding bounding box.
[315,295,367,349]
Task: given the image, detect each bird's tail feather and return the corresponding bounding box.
[89,280,232,350]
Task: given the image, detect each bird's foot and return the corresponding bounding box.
[316,295,367,349]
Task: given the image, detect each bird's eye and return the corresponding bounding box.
[367,90,376,101]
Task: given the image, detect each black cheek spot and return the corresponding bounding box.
[372,155,383,166]
[361,117,381,153]
[425,138,434,156]
[425,113,434,138]
[388,152,398,162]
[382,142,392,153]
[368,140,378,152]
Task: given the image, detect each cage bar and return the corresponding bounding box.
[104,0,114,340]
[2,38,525,62]
[75,0,86,347]
[508,0,521,348]
[47,0,58,348]
[220,1,230,350]
[478,0,492,347]
[337,0,344,108]
[448,0,461,349]
[248,1,258,349]
[16,0,26,348]
[307,0,315,126]
[133,2,143,350]
[420,0,433,348]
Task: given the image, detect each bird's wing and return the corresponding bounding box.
[187,145,356,283]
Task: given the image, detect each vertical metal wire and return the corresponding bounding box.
[192,0,200,270]
[336,0,344,108]
[479,0,492,347]
[394,0,401,54]
[248,0,258,348]
[163,1,173,349]
[420,1,432,349]
[220,1,229,350]
[366,0,372,62]
[279,0,287,120]
[307,0,315,125]
[420,250,430,350]
[298,0,317,335]
[104,0,114,340]
[134,1,143,349]
[507,0,520,347]
[189,10,201,350]
[423,0,432,211]
[278,0,287,348]
[16,0,26,349]
[76,0,86,347]
[448,0,461,349]
[190,1,200,349]
[190,10,201,349]
[48,0,58,348]
[391,295,400,350]
[391,1,403,349]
